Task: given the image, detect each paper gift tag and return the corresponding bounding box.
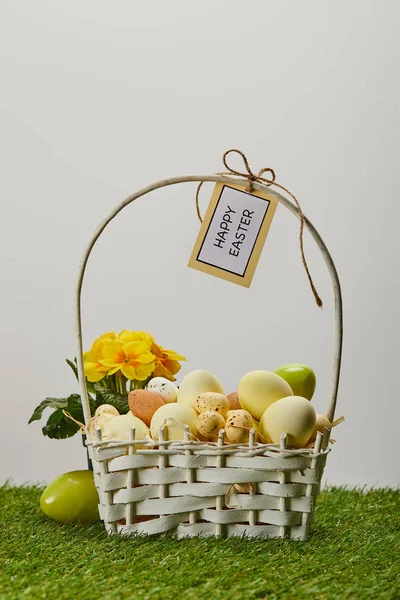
[189,182,278,288]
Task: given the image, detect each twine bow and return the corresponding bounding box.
[221,148,276,193]
[195,148,323,308]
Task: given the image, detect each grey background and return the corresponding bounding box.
[0,0,399,487]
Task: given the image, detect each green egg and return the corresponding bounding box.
[273,364,316,400]
[40,470,99,524]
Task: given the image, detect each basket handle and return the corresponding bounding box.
[75,175,343,425]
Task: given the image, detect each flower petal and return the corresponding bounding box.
[135,363,155,380]
[100,358,120,368]
[150,342,164,358]
[98,331,117,341]
[123,341,151,354]
[101,340,125,359]
[84,361,98,376]
[163,359,182,376]
[119,330,154,344]
[163,350,186,362]
[153,363,170,379]
[87,371,107,383]
[120,364,137,379]
[105,365,121,376]
[84,361,109,382]
[137,351,156,365]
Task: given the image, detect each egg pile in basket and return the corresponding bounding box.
[86,366,335,539]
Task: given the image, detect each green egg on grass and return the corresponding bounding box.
[40,470,99,524]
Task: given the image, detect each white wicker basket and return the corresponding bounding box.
[75,174,343,540]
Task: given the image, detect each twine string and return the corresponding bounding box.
[62,410,86,434]
[195,148,323,308]
[222,148,276,192]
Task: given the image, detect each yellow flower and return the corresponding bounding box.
[83,332,116,382]
[99,331,117,341]
[84,330,186,384]
[100,340,155,380]
[151,342,186,381]
[118,330,153,344]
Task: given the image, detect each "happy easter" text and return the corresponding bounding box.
[214,206,254,257]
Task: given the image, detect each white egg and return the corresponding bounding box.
[177,370,224,409]
[94,404,120,417]
[147,377,178,403]
[150,403,198,441]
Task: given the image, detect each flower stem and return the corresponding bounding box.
[134,379,147,390]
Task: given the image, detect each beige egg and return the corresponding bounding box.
[309,414,331,442]
[177,370,224,409]
[194,392,229,417]
[101,412,149,443]
[150,403,198,441]
[259,396,316,449]
[238,370,293,420]
[226,410,259,426]
[227,391,241,410]
[94,404,120,418]
[196,410,225,440]
[147,377,178,403]
[225,409,255,444]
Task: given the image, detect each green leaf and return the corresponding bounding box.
[42,408,80,439]
[28,398,68,424]
[86,381,97,395]
[66,357,97,394]
[40,394,96,439]
[94,384,129,414]
[67,393,96,424]
[66,358,79,381]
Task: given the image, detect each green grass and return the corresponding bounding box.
[0,485,399,600]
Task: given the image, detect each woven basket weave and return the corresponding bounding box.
[76,174,343,540]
